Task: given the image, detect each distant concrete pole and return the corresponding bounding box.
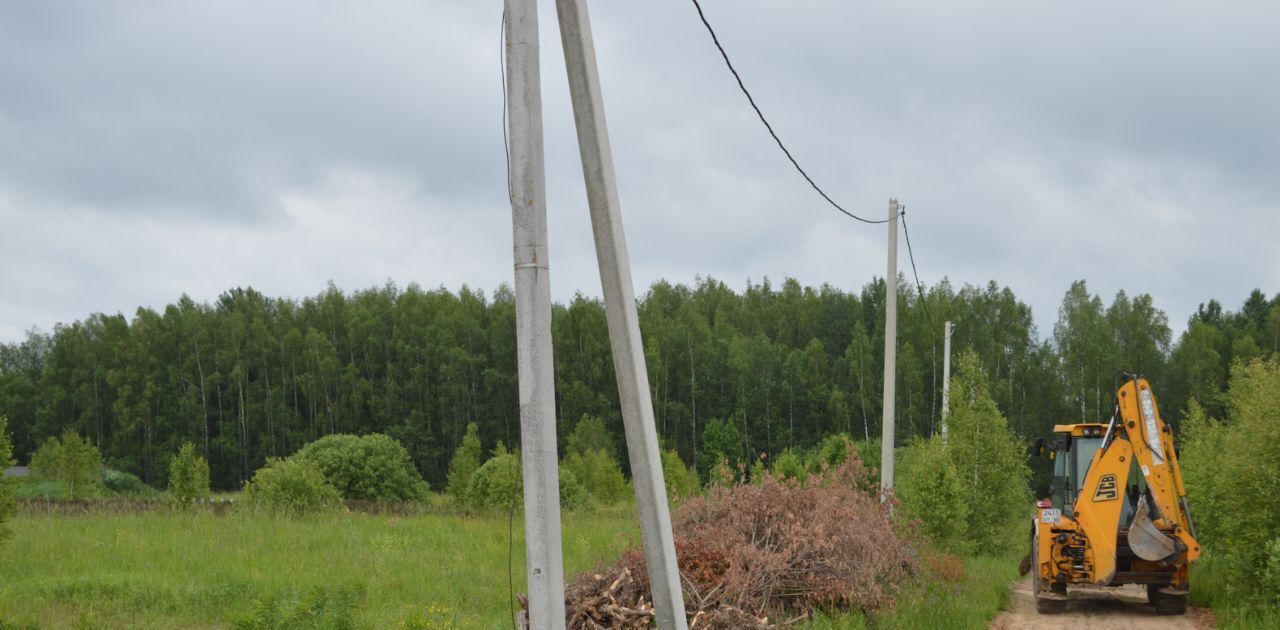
[880,199,899,496]
[553,1,687,628]
[941,320,952,443]
[505,1,566,628]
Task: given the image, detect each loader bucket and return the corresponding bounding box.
[1128,495,1176,562]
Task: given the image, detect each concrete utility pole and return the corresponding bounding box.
[941,320,952,443]
[504,1,565,628]
[554,1,687,627]
[880,199,899,496]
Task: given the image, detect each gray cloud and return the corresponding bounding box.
[1,0,1276,343]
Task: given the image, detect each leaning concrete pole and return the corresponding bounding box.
[940,320,952,443]
[553,1,687,627]
[880,199,899,496]
[505,1,566,628]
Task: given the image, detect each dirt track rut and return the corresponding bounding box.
[989,577,1215,629]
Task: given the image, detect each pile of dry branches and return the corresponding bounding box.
[552,448,913,628]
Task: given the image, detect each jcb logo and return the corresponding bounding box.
[1094,474,1119,502]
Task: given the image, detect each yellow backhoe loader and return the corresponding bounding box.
[1028,373,1199,614]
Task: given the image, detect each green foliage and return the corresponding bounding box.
[29,430,103,499]
[896,438,972,554]
[558,468,590,511]
[565,414,613,458]
[295,434,428,502]
[466,443,521,509]
[445,423,481,504]
[814,433,854,472]
[698,418,741,481]
[563,447,628,505]
[749,459,766,485]
[943,352,1031,553]
[243,458,341,514]
[856,438,882,486]
[0,278,1271,501]
[1182,357,1280,597]
[101,468,157,497]
[0,417,15,541]
[771,448,808,485]
[660,449,700,502]
[235,584,364,630]
[168,442,211,504]
[1264,537,1280,604]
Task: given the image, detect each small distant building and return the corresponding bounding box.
[3,466,29,477]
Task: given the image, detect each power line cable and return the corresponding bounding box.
[899,207,944,339]
[688,0,893,225]
[689,1,952,342]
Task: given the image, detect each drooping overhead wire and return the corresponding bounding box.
[689,0,952,340]
[688,0,894,225]
[899,207,940,336]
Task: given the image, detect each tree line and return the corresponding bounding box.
[0,277,1276,490]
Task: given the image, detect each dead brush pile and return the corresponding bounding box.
[559,448,913,628]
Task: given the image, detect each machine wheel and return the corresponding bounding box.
[1147,585,1188,615]
[1032,534,1067,614]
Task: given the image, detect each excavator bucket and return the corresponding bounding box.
[1128,495,1176,562]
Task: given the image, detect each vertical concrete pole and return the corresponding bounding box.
[880,199,899,496]
[505,1,566,628]
[553,1,687,628]
[941,320,952,443]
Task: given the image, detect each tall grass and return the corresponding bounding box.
[0,507,638,628]
[805,548,1022,629]
[1189,553,1280,629]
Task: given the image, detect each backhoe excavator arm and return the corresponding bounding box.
[1067,376,1199,584]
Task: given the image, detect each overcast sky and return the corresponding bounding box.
[2,0,1277,344]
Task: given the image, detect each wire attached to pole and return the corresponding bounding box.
[689,0,893,225]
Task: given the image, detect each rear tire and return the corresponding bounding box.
[1147,584,1188,615]
[1032,533,1067,614]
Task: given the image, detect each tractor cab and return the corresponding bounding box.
[1042,423,1107,516]
[1037,422,1143,526]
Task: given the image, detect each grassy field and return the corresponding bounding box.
[0,506,1022,629]
[0,507,639,629]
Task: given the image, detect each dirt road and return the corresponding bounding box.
[990,578,1215,629]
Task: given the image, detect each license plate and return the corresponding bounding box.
[1040,508,1061,524]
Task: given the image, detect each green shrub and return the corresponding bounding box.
[235,584,364,630]
[897,438,972,554]
[243,458,341,514]
[661,449,700,502]
[566,414,614,458]
[29,430,103,499]
[698,418,742,481]
[0,417,15,541]
[467,443,521,508]
[445,423,482,504]
[563,447,628,505]
[168,442,211,504]
[1264,537,1280,603]
[101,468,157,497]
[944,351,1031,553]
[856,438,882,486]
[771,448,807,485]
[295,433,428,502]
[1183,358,1280,594]
[814,433,855,472]
[558,468,590,511]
